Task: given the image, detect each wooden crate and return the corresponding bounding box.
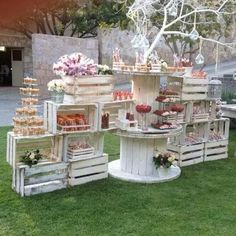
[205,118,230,141]
[170,122,208,146]
[63,75,114,103]
[44,101,98,134]
[204,139,228,162]
[168,143,204,167]
[168,76,208,101]
[63,132,104,162]
[98,100,136,131]
[13,162,68,197]
[6,132,63,167]
[68,154,108,186]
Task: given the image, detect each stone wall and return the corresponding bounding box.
[0,29,33,77]
[32,34,98,96]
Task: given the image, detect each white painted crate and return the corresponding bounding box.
[63,132,104,162]
[68,153,108,186]
[98,100,136,131]
[44,101,98,134]
[13,162,68,197]
[204,139,228,162]
[205,118,230,141]
[168,76,208,101]
[168,143,204,167]
[62,75,115,103]
[6,132,63,167]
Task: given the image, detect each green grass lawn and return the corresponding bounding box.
[1,126,236,236]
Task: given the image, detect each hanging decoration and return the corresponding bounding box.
[189,11,199,41]
[215,44,219,75]
[168,3,178,17]
[195,37,204,65]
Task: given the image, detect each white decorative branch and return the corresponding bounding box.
[126,0,236,62]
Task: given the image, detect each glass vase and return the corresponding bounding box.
[50,91,64,104]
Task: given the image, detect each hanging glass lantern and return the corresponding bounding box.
[233,72,236,80]
[189,29,199,41]
[168,5,178,17]
[208,78,222,99]
[195,53,204,64]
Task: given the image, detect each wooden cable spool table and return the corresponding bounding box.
[108,126,182,183]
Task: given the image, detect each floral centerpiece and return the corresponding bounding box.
[47,79,66,92]
[53,52,96,77]
[20,149,44,167]
[47,79,66,103]
[97,64,112,75]
[153,152,176,168]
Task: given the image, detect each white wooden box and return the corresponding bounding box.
[98,100,136,131]
[13,162,68,197]
[68,153,108,186]
[6,132,63,167]
[168,76,208,101]
[168,143,204,167]
[205,118,230,141]
[63,132,104,162]
[44,101,98,134]
[62,75,114,103]
[204,139,228,162]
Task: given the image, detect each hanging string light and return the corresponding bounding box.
[215,43,219,74]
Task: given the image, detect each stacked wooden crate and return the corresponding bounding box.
[6,132,67,196]
[167,76,229,167]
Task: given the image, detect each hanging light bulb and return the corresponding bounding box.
[189,29,199,41]
[168,5,178,17]
[195,53,204,65]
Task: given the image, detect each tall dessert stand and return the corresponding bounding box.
[108,72,182,183]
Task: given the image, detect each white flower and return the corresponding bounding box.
[168,155,176,162]
[47,79,66,92]
[29,153,35,160]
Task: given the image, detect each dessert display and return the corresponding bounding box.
[159,88,179,97]
[68,140,92,151]
[101,113,109,129]
[151,122,177,130]
[191,71,207,79]
[57,114,89,132]
[113,91,133,101]
[155,96,179,103]
[170,104,184,113]
[184,133,203,145]
[135,104,152,113]
[12,77,45,136]
[135,104,152,131]
[208,131,224,141]
[153,109,177,116]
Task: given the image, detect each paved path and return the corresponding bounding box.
[0,87,20,126]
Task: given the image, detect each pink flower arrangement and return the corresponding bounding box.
[53,52,97,77]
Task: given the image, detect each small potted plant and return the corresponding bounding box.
[47,79,66,103]
[20,149,44,167]
[153,152,176,176]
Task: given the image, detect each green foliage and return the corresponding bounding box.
[1,0,131,38]
[221,90,236,104]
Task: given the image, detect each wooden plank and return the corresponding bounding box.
[70,163,107,178]
[125,138,133,173]
[182,86,208,93]
[181,150,204,160]
[24,162,68,177]
[69,172,108,186]
[70,155,108,170]
[181,93,207,101]
[24,180,67,197]
[181,143,204,152]
[205,140,228,148]
[131,139,141,175]
[205,147,227,155]
[204,153,227,162]
[43,101,48,130]
[180,157,204,167]
[25,171,67,185]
